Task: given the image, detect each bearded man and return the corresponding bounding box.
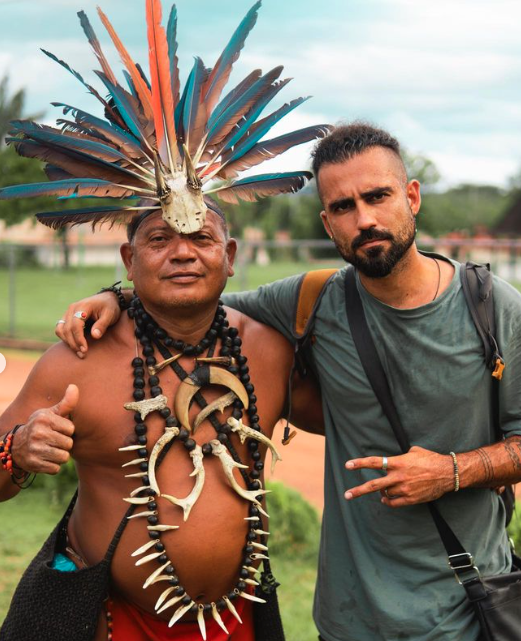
[59,122,521,641]
[0,199,328,640]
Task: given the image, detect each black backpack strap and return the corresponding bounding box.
[460,262,505,379]
[344,267,480,582]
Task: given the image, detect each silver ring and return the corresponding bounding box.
[73,311,87,321]
[384,489,398,500]
[382,456,388,473]
[55,319,66,326]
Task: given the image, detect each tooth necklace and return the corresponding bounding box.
[118,296,281,639]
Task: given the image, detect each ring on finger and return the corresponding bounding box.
[382,456,388,473]
[384,489,399,500]
[55,319,66,326]
[73,311,88,321]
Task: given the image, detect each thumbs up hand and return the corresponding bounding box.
[10,385,78,475]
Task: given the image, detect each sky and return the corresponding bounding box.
[1,0,521,188]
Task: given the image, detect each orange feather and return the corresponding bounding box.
[146,0,179,166]
[97,7,155,125]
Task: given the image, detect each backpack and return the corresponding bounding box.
[292,260,514,524]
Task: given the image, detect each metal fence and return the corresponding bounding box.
[2,237,521,342]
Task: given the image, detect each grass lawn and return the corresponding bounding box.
[0,487,320,640]
[0,261,342,342]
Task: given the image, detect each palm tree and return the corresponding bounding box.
[0,75,25,146]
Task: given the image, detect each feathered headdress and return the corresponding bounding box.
[0,1,331,234]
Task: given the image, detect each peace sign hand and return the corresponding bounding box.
[344,446,454,508]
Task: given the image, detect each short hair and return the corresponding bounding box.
[127,196,228,242]
[311,121,402,179]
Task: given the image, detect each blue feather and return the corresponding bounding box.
[52,103,142,150]
[167,4,180,104]
[0,178,118,200]
[226,171,312,187]
[208,69,261,130]
[123,71,138,98]
[10,120,130,164]
[203,1,261,112]
[36,205,141,230]
[221,78,292,152]
[40,49,108,107]
[182,57,208,154]
[95,72,144,141]
[206,66,283,147]
[225,96,310,163]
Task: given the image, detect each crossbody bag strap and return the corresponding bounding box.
[343,268,476,579]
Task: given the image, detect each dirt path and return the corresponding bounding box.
[0,351,325,510]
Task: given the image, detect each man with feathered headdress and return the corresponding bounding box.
[0,3,327,639]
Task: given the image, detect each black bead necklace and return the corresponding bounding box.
[123,295,273,625]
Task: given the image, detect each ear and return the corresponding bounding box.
[120,242,135,282]
[320,210,333,239]
[226,238,238,277]
[406,179,421,217]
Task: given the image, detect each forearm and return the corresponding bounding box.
[458,436,521,489]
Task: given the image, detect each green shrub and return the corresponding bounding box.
[507,501,521,552]
[266,480,321,560]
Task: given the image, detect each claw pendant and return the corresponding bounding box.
[162,445,205,520]
[227,417,282,474]
[174,367,249,433]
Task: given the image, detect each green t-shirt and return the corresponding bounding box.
[224,259,521,641]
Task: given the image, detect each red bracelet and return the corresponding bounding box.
[0,430,15,474]
[0,425,35,488]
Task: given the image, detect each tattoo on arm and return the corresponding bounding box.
[476,448,494,483]
[504,438,521,473]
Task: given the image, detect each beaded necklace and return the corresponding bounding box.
[119,296,280,638]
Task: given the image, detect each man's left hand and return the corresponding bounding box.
[344,446,454,507]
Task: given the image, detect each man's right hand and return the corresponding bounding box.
[55,292,122,357]
[10,385,79,475]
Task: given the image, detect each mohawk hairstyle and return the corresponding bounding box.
[311,121,401,178]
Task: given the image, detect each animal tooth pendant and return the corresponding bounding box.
[143,561,172,589]
[162,445,205,520]
[155,587,178,611]
[238,590,266,604]
[127,510,157,520]
[210,440,270,504]
[124,394,169,420]
[227,417,282,474]
[135,551,165,566]
[197,605,207,640]
[211,602,230,635]
[131,540,157,557]
[223,595,243,624]
[168,600,195,627]
[122,457,148,468]
[156,594,185,614]
[147,524,179,532]
[148,426,180,494]
[118,444,143,452]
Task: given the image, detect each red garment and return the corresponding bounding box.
[110,593,255,641]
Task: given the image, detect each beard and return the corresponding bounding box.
[332,211,416,278]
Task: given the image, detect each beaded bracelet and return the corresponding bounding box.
[97,281,129,311]
[0,425,36,489]
[449,451,460,492]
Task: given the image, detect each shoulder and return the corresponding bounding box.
[227,308,294,362]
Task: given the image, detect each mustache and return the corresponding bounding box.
[351,229,394,251]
